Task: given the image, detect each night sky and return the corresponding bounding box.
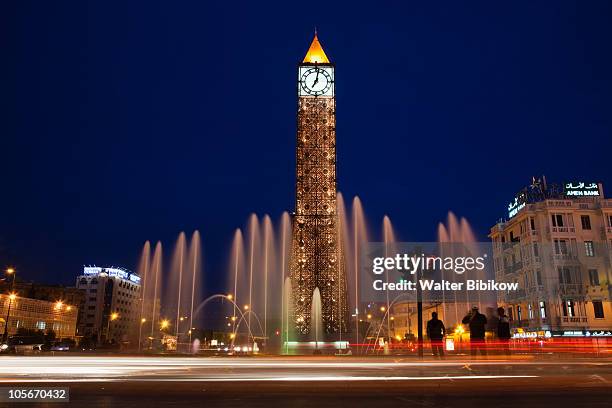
[2,1,611,294]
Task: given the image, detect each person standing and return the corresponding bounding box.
[426,312,446,358]
[462,306,487,357]
[497,307,511,356]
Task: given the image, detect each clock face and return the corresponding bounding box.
[300,67,333,96]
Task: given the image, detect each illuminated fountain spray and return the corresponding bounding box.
[136,241,151,351]
[282,277,293,354]
[382,215,396,339]
[229,229,244,334]
[437,211,480,328]
[246,214,260,343]
[169,232,187,340]
[149,242,162,339]
[262,215,276,338]
[351,197,369,349]
[311,287,323,352]
[187,231,202,346]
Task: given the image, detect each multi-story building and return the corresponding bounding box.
[490,178,612,336]
[0,293,78,339]
[75,266,141,344]
[0,281,85,322]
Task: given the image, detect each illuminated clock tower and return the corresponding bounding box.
[290,33,349,335]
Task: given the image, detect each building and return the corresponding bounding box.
[75,266,142,344]
[0,293,78,339]
[290,33,349,335]
[490,178,612,336]
[0,280,85,318]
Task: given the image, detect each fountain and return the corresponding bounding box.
[281,277,293,354]
[311,287,323,354]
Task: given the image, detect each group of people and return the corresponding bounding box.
[425,305,511,358]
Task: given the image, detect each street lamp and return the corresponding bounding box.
[160,319,170,330]
[5,268,16,292]
[2,293,17,342]
[106,312,119,343]
[138,318,147,352]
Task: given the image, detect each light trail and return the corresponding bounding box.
[0,375,540,383]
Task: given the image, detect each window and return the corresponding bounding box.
[530,218,536,231]
[608,215,612,228]
[533,243,539,257]
[552,214,564,227]
[508,307,513,320]
[517,305,522,321]
[554,239,568,255]
[593,301,604,319]
[589,269,600,286]
[535,269,542,286]
[558,267,572,284]
[528,303,534,319]
[584,241,595,257]
[539,301,546,319]
[580,215,591,230]
[35,321,46,330]
[563,300,575,317]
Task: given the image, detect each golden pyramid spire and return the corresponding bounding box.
[303,30,330,64]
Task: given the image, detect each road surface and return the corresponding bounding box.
[0,355,610,407]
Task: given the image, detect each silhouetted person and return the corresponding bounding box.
[426,312,445,358]
[496,307,511,356]
[462,306,487,357]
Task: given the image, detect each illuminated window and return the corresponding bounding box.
[563,300,575,317]
[517,305,522,321]
[584,241,595,257]
[528,304,534,319]
[539,301,546,319]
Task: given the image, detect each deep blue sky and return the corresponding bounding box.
[2,1,611,293]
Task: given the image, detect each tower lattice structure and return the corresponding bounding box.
[290,34,349,335]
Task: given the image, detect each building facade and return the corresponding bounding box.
[75,266,141,344]
[290,33,349,335]
[0,294,78,339]
[490,179,612,336]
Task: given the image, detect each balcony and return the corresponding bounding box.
[559,316,588,324]
[504,289,527,301]
[557,284,584,297]
[551,253,578,262]
[551,226,576,234]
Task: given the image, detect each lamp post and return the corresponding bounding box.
[5,268,16,292]
[106,312,119,343]
[138,318,146,352]
[2,293,17,342]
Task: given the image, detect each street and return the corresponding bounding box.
[0,356,611,407]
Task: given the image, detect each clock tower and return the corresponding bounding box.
[290,33,349,335]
